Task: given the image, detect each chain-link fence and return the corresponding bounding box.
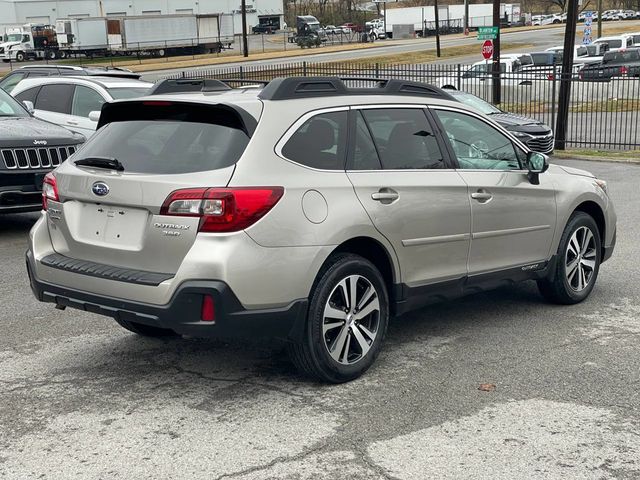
[165,61,640,150]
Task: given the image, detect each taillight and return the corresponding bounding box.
[620,66,629,76]
[160,187,284,233]
[42,172,59,211]
[547,74,555,81]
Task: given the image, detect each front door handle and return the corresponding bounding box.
[371,189,399,204]
[66,120,79,126]
[471,190,493,203]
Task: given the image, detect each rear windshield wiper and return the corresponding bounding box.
[74,157,125,172]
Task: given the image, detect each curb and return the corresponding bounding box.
[553,153,640,164]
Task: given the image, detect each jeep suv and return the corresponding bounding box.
[26,77,616,382]
[0,86,84,213]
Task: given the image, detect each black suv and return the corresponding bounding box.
[0,65,141,93]
[0,87,84,213]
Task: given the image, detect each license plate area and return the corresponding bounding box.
[65,201,149,250]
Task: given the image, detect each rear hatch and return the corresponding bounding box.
[46,100,258,274]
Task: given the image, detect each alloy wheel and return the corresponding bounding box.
[565,226,597,292]
[322,274,380,365]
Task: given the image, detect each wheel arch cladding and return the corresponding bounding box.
[574,200,606,256]
[330,237,396,300]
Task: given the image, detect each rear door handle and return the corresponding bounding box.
[371,189,399,203]
[471,190,493,202]
[66,120,79,126]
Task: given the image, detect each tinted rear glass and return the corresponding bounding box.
[76,120,249,174]
[108,87,151,100]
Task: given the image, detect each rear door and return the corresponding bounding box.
[33,83,75,130]
[69,85,104,136]
[346,106,471,290]
[47,101,255,274]
[432,107,557,276]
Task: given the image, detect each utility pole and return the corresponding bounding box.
[241,0,249,57]
[491,0,501,104]
[554,0,579,150]
[434,0,441,57]
[597,0,602,38]
[464,0,469,34]
[383,1,387,38]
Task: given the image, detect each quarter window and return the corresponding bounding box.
[361,108,445,170]
[281,111,347,170]
[72,86,105,118]
[0,73,26,93]
[434,110,521,170]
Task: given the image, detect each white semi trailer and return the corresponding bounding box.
[55,14,234,58]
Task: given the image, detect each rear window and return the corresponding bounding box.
[76,120,249,174]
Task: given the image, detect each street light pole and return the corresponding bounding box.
[241,0,249,57]
[464,0,469,33]
[554,0,579,150]
[434,0,441,57]
[597,0,602,38]
[491,0,501,104]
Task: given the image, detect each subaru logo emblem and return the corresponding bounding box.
[92,182,109,197]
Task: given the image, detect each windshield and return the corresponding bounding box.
[451,91,501,115]
[77,120,249,174]
[5,34,22,42]
[107,87,151,100]
[0,88,28,117]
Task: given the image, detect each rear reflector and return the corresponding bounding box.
[160,187,284,233]
[201,295,215,322]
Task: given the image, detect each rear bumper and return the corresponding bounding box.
[26,250,308,341]
[0,188,42,213]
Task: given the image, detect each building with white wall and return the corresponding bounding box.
[0,0,284,33]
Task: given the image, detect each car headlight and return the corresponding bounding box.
[594,179,608,195]
[512,131,533,140]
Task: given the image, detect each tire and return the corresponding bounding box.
[15,51,25,62]
[537,212,601,305]
[288,253,389,383]
[46,50,56,60]
[114,318,179,337]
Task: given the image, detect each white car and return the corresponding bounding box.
[541,14,563,25]
[436,54,537,90]
[545,44,607,65]
[11,76,152,138]
[592,35,635,52]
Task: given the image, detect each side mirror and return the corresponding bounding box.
[88,111,101,122]
[23,100,35,114]
[525,151,550,185]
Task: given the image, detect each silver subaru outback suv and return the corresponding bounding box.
[26,77,616,383]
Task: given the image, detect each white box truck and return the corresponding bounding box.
[55,14,234,58]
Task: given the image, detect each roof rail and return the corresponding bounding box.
[258,76,455,101]
[148,78,232,95]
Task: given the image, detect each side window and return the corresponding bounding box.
[434,109,521,170]
[281,111,347,170]
[361,108,445,170]
[14,86,41,104]
[72,86,105,118]
[348,111,382,170]
[0,73,26,93]
[34,84,74,114]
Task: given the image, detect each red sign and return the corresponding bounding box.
[482,40,493,60]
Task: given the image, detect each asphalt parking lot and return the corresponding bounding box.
[1,158,638,479]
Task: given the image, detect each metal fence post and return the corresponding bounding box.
[375,63,379,78]
[456,64,461,91]
[551,65,557,134]
[239,65,244,80]
[303,61,307,76]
